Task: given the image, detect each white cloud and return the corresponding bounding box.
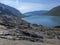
[0,0,59,13]
[0,0,46,13]
[0,0,19,6]
[19,2,60,13]
[0,0,21,11]
[18,3,47,13]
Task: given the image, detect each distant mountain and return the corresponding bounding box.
[24,10,48,16]
[46,6,60,16]
[0,3,24,17]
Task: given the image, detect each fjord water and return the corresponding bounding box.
[22,15,60,27]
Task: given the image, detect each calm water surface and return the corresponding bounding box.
[22,15,60,27]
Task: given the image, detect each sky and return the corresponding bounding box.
[0,0,60,13]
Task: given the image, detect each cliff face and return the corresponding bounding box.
[46,6,60,16]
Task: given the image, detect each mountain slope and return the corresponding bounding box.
[24,10,48,16]
[0,3,24,17]
[0,3,60,43]
[46,6,60,16]
[0,3,45,42]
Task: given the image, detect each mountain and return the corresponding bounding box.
[0,3,45,42]
[24,10,48,16]
[46,6,60,16]
[0,3,24,17]
[0,3,60,44]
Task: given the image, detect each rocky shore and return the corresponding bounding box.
[0,3,60,45]
[0,14,60,42]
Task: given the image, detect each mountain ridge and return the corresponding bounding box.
[45,6,60,16]
[0,3,60,43]
[24,10,48,16]
[0,3,24,17]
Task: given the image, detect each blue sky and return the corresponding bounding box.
[0,0,60,13]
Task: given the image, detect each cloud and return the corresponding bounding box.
[18,3,47,13]
[19,2,60,13]
[0,0,59,13]
[0,0,46,13]
[0,0,21,11]
[0,0,19,6]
